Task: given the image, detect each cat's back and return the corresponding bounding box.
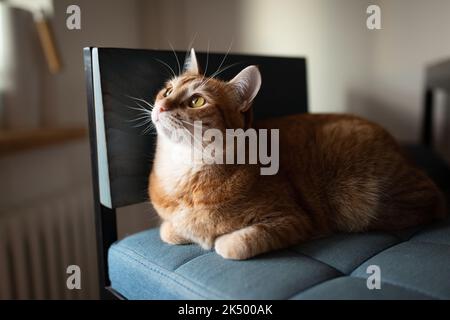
[255,113,409,231]
[255,113,401,162]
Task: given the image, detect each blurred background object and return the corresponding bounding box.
[6,0,62,74]
[0,0,449,299]
[0,3,42,129]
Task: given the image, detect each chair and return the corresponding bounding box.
[84,48,450,300]
[403,58,450,195]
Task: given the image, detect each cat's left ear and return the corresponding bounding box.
[229,65,262,111]
[183,48,199,74]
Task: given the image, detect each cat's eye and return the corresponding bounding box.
[163,87,173,97]
[190,95,206,108]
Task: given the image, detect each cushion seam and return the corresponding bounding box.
[289,275,438,300]
[287,275,351,299]
[174,250,343,300]
[349,240,403,274]
[111,247,213,299]
[110,246,228,299]
[407,238,450,247]
[173,251,217,271]
[121,242,211,270]
[112,245,341,300]
[350,274,443,300]
[286,249,345,275]
[401,223,448,242]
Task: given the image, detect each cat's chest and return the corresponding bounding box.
[156,159,195,192]
[151,138,205,205]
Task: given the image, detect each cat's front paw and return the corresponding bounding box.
[197,237,214,250]
[160,221,190,245]
[215,231,253,260]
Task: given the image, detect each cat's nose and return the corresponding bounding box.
[159,106,168,113]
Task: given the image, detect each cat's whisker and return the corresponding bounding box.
[123,105,153,123]
[198,62,242,91]
[155,58,176,78]
[179,119,204,130]
[198,40,233,89]
[125,103,152,112]
[182,127,206,152]
[124,106,155,134]
[139,117,154,127]
[179,118,245,138]
[202,39,211,83]
[211,62,242,80]
[186,128,216,163]
[141,123,156,135]
[132,121,153,128]
[125,107,152,116]
[126,95,155,109]
[135,101,154,113]
[179,128,206,153]
[126,115,151,123]
[166,116,199,148]
[216,39,233,75]
[167,41,181,75]
[142,131,157,136]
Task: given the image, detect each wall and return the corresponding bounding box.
[365,0,450,156]
[140,0,375,114]
[46,0,142,127]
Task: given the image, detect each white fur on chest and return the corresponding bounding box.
[154,135,204,194]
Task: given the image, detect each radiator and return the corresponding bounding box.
[0,187,99,299]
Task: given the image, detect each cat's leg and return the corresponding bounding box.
[214,216,311,260]
[160,221,191,245]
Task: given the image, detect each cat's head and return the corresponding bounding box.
[151,49,261,143]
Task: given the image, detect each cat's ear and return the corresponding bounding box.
[183,48,199,74]
[229,65,262,111]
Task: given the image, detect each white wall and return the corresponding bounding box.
[238,0,375,115]
[46,0,142,127]
[237,0,450,151]
[141,0,374,114]
[366,0,450,155]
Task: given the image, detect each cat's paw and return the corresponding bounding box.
[160,222,190,245]
[215,230,253,260]
[197,237,214,250]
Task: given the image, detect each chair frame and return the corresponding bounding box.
[84,48,123,299]
[422,59,450,147]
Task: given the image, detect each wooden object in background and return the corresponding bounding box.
[35,18,62,74]
[0,127,87,155]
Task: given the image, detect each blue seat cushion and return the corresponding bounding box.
[108,218,450,299]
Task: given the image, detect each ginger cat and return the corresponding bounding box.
[148,49,446,260]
